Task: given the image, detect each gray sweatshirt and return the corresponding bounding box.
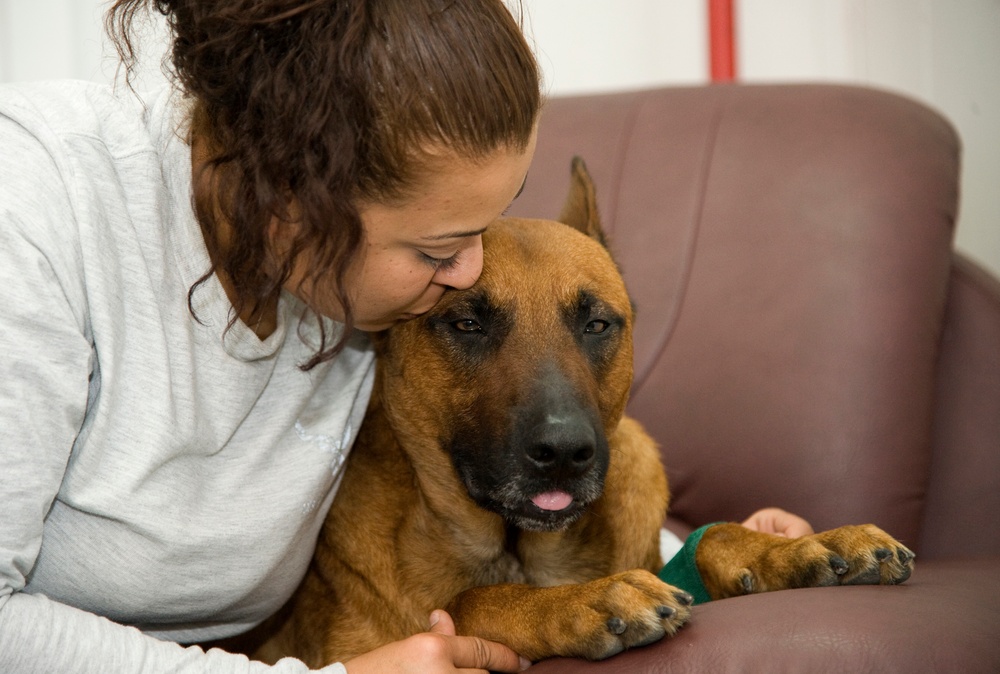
[0,80,373,673]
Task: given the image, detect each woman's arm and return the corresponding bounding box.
[0,106,339,674]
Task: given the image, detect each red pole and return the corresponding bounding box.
[708,0,736,82]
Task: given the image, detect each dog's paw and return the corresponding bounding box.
[809,524,915,586]
[568,570,692,660]
[742,524,915,593]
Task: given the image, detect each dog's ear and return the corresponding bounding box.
[558,157,609,248]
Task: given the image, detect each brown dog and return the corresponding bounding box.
[247,159,914,667]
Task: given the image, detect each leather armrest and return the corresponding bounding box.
[922,254,1000,558]
[527,558,1000,673]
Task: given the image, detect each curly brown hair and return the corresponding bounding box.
[106,0,541,368]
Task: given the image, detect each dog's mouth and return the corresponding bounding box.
[459,473,605,533]
[520,489,587,531]
[447,404,611,533]
[532,490,575,512]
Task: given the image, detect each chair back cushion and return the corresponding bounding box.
[510,85,960,549]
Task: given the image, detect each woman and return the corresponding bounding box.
[0,1,814,671]
[0,1,539,672]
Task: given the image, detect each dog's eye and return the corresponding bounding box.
[585,320,610,334]
[452,319,483,333]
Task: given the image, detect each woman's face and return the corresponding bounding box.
[286,133,537,331]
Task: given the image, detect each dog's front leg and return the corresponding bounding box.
[446,571,692,662]
[695,522,915,599]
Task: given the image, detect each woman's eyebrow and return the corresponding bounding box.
[419,226,490,242]
[421,175,528,242]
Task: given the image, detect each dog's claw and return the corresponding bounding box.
[606,617,627,635]
[656,605,676,619]
[674,591,694,606]
[714,524,916,598]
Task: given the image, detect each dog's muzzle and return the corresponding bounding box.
[450,405,611,532]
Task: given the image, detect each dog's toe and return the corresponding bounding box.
[577,570,691,660]
[829,554,849,577]
[886,546,915,584]
[810,525,916,586]
[606,616,627,635]
[843,562,882,585]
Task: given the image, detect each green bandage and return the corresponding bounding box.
[657,523,723,605]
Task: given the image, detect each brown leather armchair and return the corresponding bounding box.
[507,84,1000,672]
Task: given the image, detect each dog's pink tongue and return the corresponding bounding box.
[532,491,573,511]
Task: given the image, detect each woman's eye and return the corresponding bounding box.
[452,319,482,333]
[420,251,460,271]
[585,320,610,334]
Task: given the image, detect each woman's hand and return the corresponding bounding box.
[741,507,814,538]
[342,610,530,674]
[342,511,813,674]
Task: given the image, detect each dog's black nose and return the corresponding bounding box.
[525,415,597,475]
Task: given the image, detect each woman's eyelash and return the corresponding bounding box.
[421,251,460,270]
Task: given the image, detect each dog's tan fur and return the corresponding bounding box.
[241,160,913,667]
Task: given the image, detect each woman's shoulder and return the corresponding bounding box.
[1,80,191,308]
[0,79,181,162]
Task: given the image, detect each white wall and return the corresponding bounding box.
[520,0,708,94]
[735,0,1000,278]
[522,0,1000,278]
[1,0,997,276]
[0,0,169,90]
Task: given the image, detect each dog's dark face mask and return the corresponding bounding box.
[375,160,634,533]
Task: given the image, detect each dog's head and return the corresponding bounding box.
[375,159,633,532]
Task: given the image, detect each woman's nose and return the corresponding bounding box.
[434,236,483,290]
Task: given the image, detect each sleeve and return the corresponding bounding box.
[658,527,684,562]
[0,593,347,674]
[0,98,343,674]
[657,523,723,605]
